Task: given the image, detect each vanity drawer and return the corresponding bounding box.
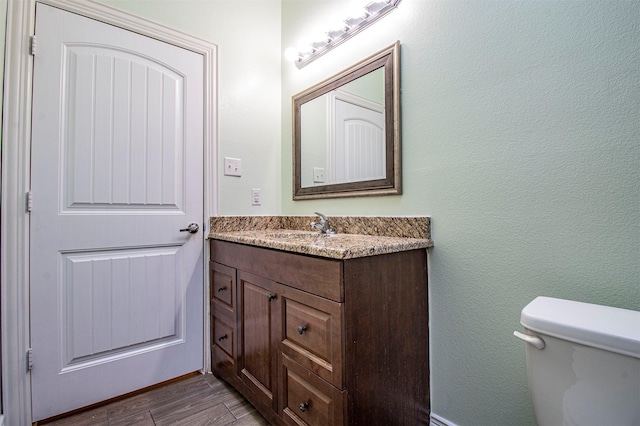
[211,315,236,378]
[213,317,234,358]
[280,354,345,426]
[210,261,235,315]
[278,283,344,389]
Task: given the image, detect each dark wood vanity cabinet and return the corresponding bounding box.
[210,239,430,425]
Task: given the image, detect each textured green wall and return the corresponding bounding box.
[281,1,640,425]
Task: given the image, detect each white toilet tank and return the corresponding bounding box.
[515,296,640,426]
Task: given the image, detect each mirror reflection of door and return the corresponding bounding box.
[298,66,386,188]
[293,42,400,199]
[330,91,385,183]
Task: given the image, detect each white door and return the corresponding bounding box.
[334,99,385,183]
[29,4,204,421]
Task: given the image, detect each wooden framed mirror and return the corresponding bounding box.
[293,42,401,200]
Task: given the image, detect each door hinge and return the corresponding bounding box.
[26,191,33,212]
[30,35,37,56]
[27,348,33,371]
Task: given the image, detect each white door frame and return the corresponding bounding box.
[1,1,218,424]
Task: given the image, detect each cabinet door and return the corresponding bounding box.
[238,271,281,410]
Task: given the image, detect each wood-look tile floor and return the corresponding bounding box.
[42,374,269,426]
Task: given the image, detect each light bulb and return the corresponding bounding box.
[347,1,369,20]
[296,38,314,55]
[344,15,366,28]
[284,47,300,62]
[366,1,388,13]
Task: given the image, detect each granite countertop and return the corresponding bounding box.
[208,216,433,260]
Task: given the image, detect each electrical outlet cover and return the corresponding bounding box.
[313,167,325,183]
[251,188,261,206]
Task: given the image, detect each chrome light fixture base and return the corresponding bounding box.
[292,0,401,69]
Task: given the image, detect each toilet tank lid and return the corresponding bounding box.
[520,296,640,359]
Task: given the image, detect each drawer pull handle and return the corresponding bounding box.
[217,286,227,292]
[267,293,277,302]
[218,334,228,342]
[297,325,307,334]
[299,401,310,412]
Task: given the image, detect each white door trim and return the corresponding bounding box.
[1,1,218,424]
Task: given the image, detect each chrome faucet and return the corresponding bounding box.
[310,212,335,234]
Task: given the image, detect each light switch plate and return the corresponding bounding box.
[224,157,242,177]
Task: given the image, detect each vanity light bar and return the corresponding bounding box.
[287,0,401,69]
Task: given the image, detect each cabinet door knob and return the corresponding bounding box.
[217,286,227,292]
[218,334,228,342]
[267,293,277,302]
[299,401,310,412]
[297,325,307,334]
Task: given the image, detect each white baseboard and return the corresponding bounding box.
[431,412,459,426]
[0,414,5,426]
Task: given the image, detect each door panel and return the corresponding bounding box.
[334,99,385,183]
[61,247,180,370]
[63,45,185,210]
[30,4,204,420]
